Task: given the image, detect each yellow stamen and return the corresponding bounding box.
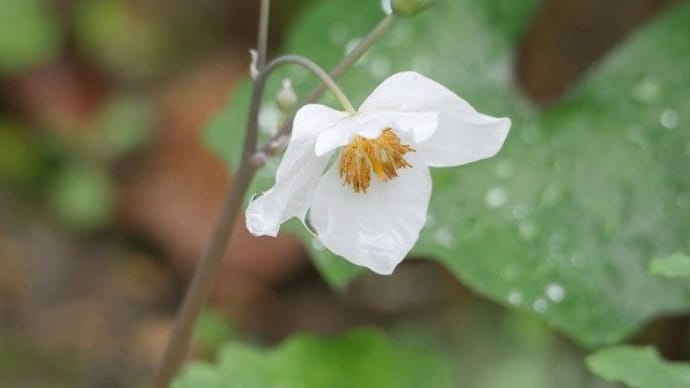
[338,129,414,193]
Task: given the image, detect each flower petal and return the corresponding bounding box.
[416,111,510,167]
[246,104,348,236]
[359,71,473,113]
[309,155,432,275]
[359,71,510,167]
[314,110,438,157]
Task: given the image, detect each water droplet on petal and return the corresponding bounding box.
[485,187,508,208]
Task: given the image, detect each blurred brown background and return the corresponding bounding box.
[0,0,681,386]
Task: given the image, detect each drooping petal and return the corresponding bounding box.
[245,104,348,237]
[308,154,432,275]
[359,71,510,167]
[314,110,438,157]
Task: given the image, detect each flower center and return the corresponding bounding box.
[338,128,415,193]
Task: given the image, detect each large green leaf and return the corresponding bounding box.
[172,328,453,388]
[205,0,690,347]
[586,346,690,388]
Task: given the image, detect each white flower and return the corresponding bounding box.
[246,71,510,275]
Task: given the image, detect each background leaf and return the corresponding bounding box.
[205,0,690,347]
[172,328,453,388]
[586,346,690,388]
[0,0,61,73]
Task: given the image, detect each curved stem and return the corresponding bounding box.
[265,55,357,115]
[257,14,396,157]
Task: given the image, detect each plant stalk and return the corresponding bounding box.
[152,10,396,388]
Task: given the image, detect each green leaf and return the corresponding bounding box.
[587,346,690,388]
[172,328,453,388]
[0,0,61,73]
[192,309,234,356]
[204,0,690,347]
[650,253,690,278]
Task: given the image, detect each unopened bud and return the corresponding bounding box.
[391,0,435,17]
[276,79,297,112]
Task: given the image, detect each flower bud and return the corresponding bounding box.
[276,79,297,112]
[390,0,435,17]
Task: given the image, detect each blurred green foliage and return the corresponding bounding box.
[174,328,454,388]
[587,346,690,388]
[0,122,42,185]
[193,309,235,357]
[92,95,156,162]
[207,0,690,348]
[0,0,61,73]
[74,0,175,81]
[48,161,116,232]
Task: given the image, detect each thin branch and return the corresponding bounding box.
[307,14,395,104]
[256,0,270,70]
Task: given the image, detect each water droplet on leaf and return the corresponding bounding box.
[546,283,565,303]
[485,187,507,208]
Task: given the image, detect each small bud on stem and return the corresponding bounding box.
[390,0,435,17]
[276,79,298,112]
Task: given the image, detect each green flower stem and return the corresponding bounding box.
[152,1,272,386]
[272,55,357,115]
[152,10,395,388]
[152,54,351,388]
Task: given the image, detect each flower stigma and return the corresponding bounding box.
[338,128,414,193]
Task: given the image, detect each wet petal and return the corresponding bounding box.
[309,155,431,274]
[246,104,348,236]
